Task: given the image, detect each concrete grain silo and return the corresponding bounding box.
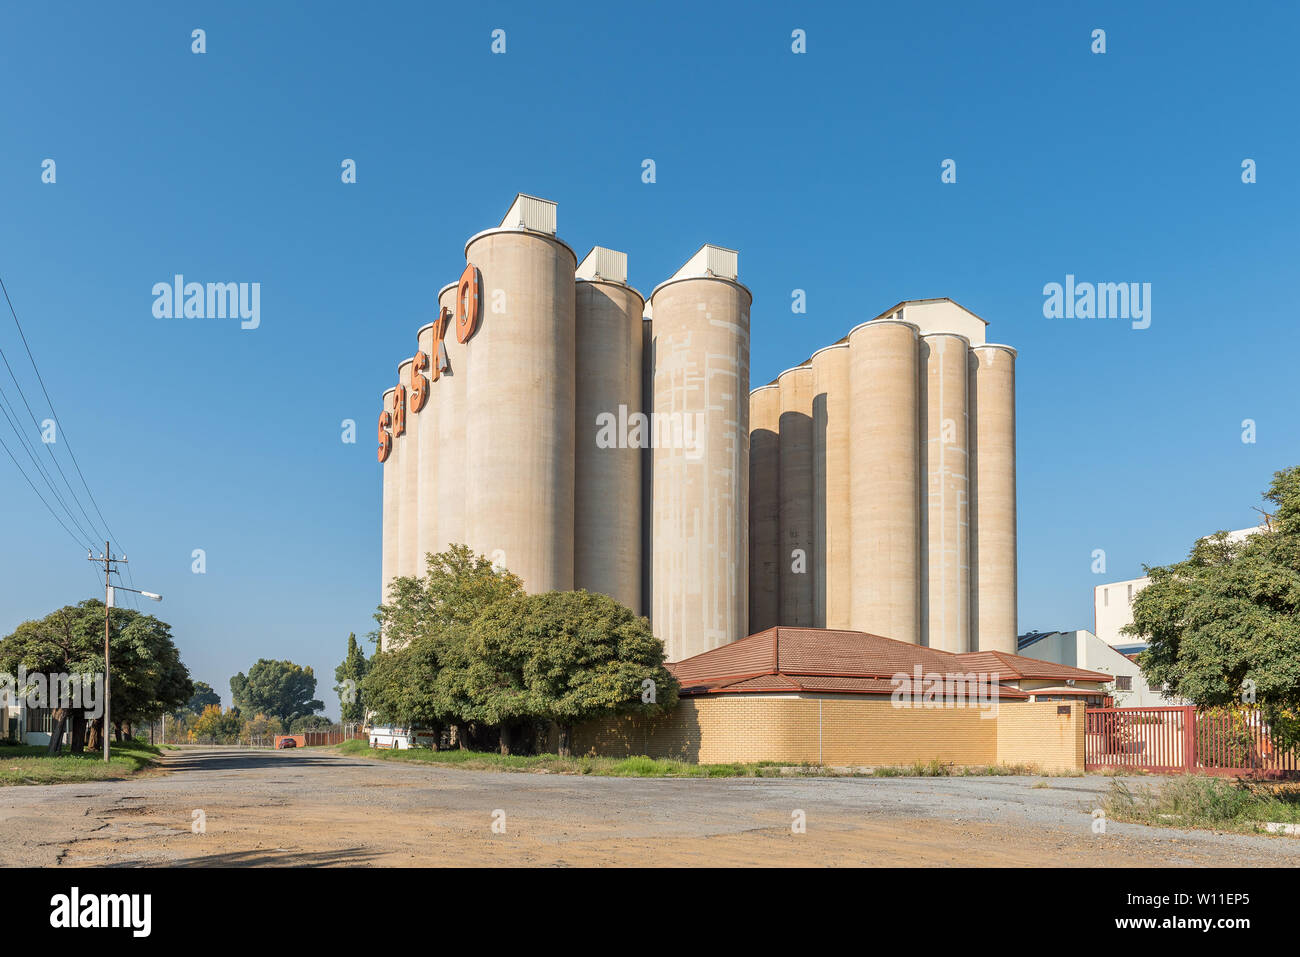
[396,357,418,580]
[777,365,814,627]
[847,319,920,644]
[380,386,399,606]
[810,343,851,630]
[574,247,644,613]
[414,321,437,576]
[464,194,576,593]
[747,383,781,633]
[921,333,970,653]
[435,280,464,557]
[641,312,654,618]
[650,245,750,661]
[969,343,1018,653]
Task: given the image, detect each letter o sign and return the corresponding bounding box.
[456,263,481,344]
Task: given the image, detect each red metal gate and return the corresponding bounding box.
[1085,706,1300,777]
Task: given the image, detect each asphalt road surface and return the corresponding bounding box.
[3,747,1298,867]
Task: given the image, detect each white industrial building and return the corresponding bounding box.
[1017,629,1176,707]
[1093,523,1267,654]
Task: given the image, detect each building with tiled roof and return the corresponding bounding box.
[561,626,1102,771]
[667,627,1111,704]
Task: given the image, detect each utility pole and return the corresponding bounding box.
[89,541,124,763]
[86,545,162,762]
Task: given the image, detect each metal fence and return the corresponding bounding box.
[300,729,366,747]
[1085,706,1300,777]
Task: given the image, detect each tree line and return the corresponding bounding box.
[354,545,678,755]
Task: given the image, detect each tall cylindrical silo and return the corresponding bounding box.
[464,198,576,592]
[777,365,814,627]
[434,281,464,557]
[641,313,654,620]
[811,343,851,630]
[396,357,418,580]
[748,383,781,633]
[970,343,1018,653]
[921,333,970,653]
[650,245,750,661]
[413,322,436,577]
[380,386,399,608]
[573,248,644,614]
[848,319,921,644]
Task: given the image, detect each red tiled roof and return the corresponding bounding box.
[666,627,1104,697]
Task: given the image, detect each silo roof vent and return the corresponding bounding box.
[670,244,739,283]
[576,246,628,284]
[501,193,558,235]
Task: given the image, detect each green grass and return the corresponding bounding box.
[332,740,1062,779]
[1103,776,1300,835]
[0,740,163,786]
[333,739,741,776]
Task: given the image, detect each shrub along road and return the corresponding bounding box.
[1,746,1298,867]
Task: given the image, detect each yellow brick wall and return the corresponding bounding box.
[820,698,998,766]
[567,700,708,762]
[569,694,1050,767]
[995,701,1085,772]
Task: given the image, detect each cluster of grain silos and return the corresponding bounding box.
[748,300,1018,654]
[377,195,750,662]
[378,195,1017,661]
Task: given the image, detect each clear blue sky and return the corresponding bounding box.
[2,2,1296,718]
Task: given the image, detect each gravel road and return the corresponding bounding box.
[2,747,1297,867]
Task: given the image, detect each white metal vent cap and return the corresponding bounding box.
[669,244,739,283]
[500,193,557,235]
[576,246,628,284]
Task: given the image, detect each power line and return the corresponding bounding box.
[0,380,98,546]
[0,274,121,550]
[0,430,89,549]
[0,271,140,604]
[0,335,107,545]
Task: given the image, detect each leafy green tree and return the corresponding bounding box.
[1128,466,1300,743]
[101,608,193,739]
[362,546,677,756]
[289,714,333,733]
[362,636,442,733]
[333,633,368,723]
[471,590,678,755]
[0,600,192,754]
[230,659,324,728]
[363,545,523,742]
[0,604,99,754]
[185,681,221,715]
